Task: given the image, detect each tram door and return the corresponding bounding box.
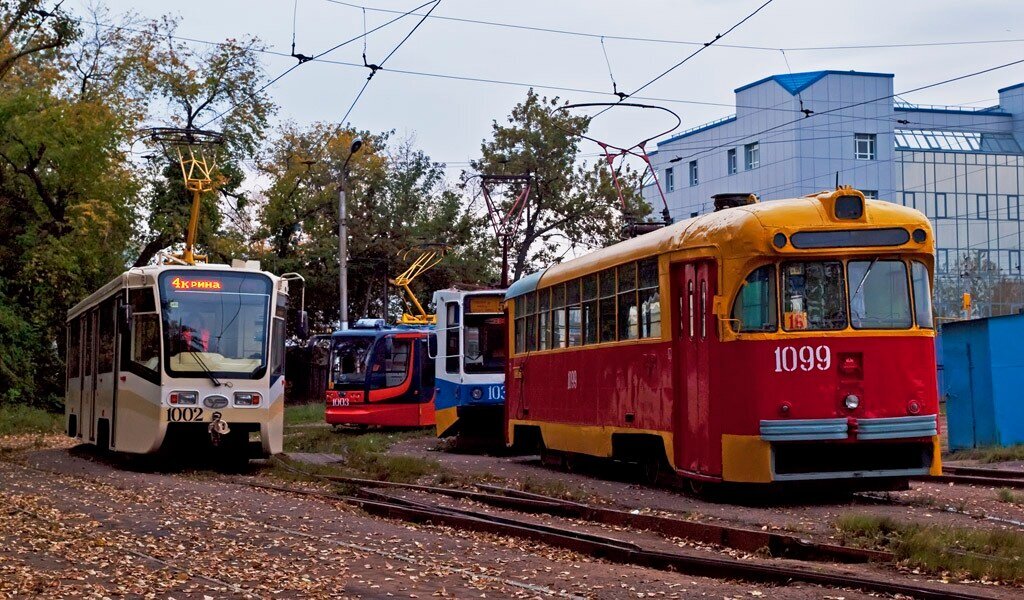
[672,261,718,476]
[82,309,98,441]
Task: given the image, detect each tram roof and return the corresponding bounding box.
[505,189,931,300]
[67,262,277,321]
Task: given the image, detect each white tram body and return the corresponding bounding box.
[64,261,289,459]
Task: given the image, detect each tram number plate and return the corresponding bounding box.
[166,407,205,422]
[774,345,831,372]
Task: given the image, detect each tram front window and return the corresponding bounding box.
[331,336,374,385]
[159,271,272,378]
[781,261,847,331]
[464,315,506,374]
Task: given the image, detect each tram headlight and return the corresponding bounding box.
[471,387,483,400]
[843,394,860,410]
[169,391,198,405]
[234,392,262,407]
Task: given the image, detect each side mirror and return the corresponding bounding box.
[298,310,309,339]
[427,333,438,359]
[118,305,133,334]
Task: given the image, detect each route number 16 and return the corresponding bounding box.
[774,345,831,372]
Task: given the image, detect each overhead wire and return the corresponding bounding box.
[199,0,438,129]
[320,0,1024,53]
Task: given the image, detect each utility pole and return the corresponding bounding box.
[339,137,363,330]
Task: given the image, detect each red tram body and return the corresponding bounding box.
[505,190,942,486]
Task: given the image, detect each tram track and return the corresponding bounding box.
[257,460,1002,600]
[920,466,1024,490]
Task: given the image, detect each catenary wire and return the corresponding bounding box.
[321,0,1024,53]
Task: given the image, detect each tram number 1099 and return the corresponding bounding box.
[773,345,831,372]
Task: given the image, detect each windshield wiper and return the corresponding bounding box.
[188,351,223,387]
[851,257,879,302]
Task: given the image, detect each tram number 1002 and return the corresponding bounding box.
[166,407,205,422]
[773,345,831,372]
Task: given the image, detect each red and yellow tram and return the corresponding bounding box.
[504,189,942,487]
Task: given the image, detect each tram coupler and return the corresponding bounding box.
[208,411,231,446]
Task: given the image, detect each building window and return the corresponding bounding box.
[935,193,948,218]
[688,160,698,186]
[977,194,989,220]
[744,142,759,170]
[855,134,876,160]
[861,190,877,199]
[1008,195,1020,221]
[665,167,674,192]
[727,149,737,175]
[903,192,916,209]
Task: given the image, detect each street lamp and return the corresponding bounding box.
[339,137,363,330]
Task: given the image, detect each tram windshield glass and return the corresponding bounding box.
[463,315,506,374]
[159,270,272,378]
[331,335,375,385]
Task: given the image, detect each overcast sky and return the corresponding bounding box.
[87,0,1024,174]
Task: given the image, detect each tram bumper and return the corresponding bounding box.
[722,415,942,483]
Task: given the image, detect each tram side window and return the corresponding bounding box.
[445,302,460,373]
[781,262,847,331]
[911,261,934,329]
[617,262,638,340]
[525,292,538,352]
[566,279,582,346]
[538,288,551,350]
[731,265,777,332]
[132,314,160,374]
[97,298,115,373]
[598,268,616,343]
[271,317,285,376]
[582,274,598,345]
[514,296,526,354]
[67,318,81,381]
[638,259,661,338]
[384,339,411,387]
[848,260,912,329]
[552,283,567,348]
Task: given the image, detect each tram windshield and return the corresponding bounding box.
[159,270,272,378]
[331,335,374,385]
[464,314,506,374]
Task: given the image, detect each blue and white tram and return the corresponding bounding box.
[433,289,507,438]
[64,261,294,464]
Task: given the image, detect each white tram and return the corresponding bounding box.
[65,260,292,463]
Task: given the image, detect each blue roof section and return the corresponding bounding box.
[657,116,737,146]
[505,270,546,301]
[998,82,1024,94]
[895,106,1011,117]
[735,70,894,95]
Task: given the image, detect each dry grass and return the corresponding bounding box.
[281,426,439,483]
[948,445,1024,464]
[835,514,1024,583]
[283,402,325,426]
[996,488,1023,505]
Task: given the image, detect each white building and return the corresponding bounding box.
[645,70,1024,318]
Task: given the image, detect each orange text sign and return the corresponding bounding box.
[170,277,223,291]
[784,311,808,330]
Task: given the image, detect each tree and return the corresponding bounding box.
[131,19,275,267]
[470,89,650,280]
[256,125,492,331]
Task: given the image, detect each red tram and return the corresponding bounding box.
[504,189,942,487]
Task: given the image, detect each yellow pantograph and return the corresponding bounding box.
[173,143,221,265]
[391,245,445,325]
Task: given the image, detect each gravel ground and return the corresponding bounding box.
[0,435,890,600]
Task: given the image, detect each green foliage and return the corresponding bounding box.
[256,124,493,330]
[284,402,325,426]
[0,403,63,435]
[471,89,651,279]
[835,514,1024,583]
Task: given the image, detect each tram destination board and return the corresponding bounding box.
[466,296,502,314]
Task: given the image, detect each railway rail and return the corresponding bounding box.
[259,459,1000,600]
[915,465,1024,490]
